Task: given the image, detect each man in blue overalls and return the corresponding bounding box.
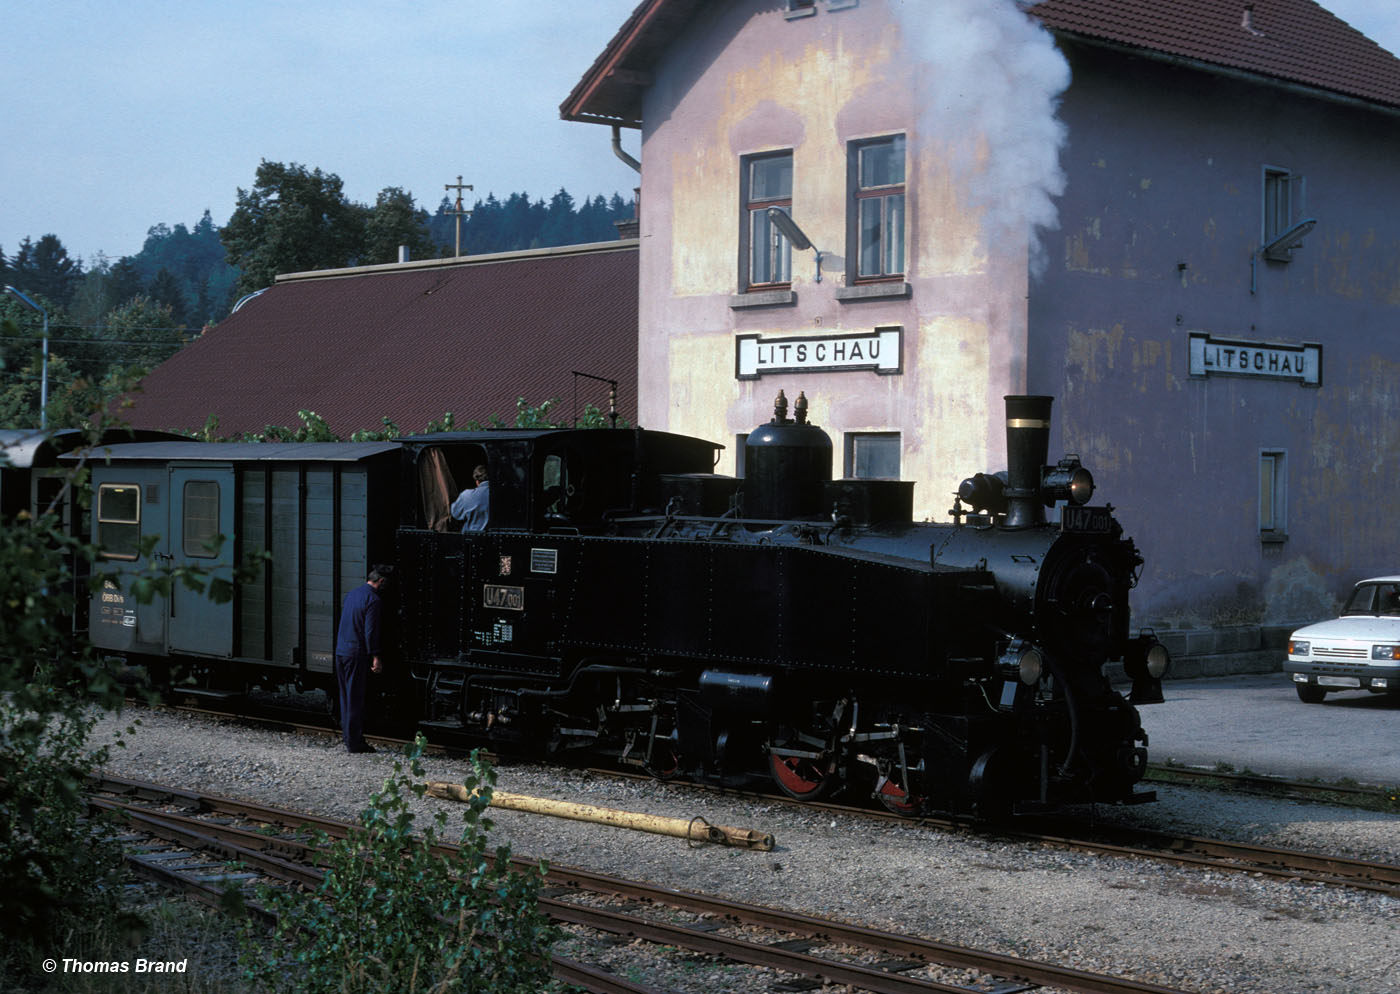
[334,564,392,753]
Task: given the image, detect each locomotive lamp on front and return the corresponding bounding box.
[1284,576,1400,702]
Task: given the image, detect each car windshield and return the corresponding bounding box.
[1341,582,1400,616]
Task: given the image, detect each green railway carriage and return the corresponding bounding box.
[71,442,403,695]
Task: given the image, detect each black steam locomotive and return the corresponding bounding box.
[65,393,1165,817]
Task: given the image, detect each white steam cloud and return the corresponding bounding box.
[891,0,1071,278]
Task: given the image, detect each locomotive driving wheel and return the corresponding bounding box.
[767,726,839,801]
[873,775,923,816]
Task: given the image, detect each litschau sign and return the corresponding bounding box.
[1188,332,1321,386]
[736,327,902,380]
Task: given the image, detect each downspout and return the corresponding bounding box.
[611,124,641,173]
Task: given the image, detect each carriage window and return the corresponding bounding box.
[97,484,141,560]
[182,480,220,558]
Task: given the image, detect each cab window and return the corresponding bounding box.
[97,484,141,560]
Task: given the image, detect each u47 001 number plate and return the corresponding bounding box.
[1061,505,1113,534]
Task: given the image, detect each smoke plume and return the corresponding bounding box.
[891,0,1070,278]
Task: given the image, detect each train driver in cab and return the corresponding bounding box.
[451,464,490,532]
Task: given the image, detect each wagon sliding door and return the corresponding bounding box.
[169,465,235,656]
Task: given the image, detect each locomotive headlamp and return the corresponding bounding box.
[1018,646,1044,685]
[1041,457,1095,506]
[1288,640,1310,657]
[998,639,1044,685]
[1371,644,1400,661]
[1144,641,1169,678]
[1124,633,1170,704]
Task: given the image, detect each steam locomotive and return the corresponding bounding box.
[63,393,1166,817]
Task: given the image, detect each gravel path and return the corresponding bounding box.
[92,705,1400,994]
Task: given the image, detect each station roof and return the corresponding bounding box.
[1028,0,1400,109]
[560,0,1400,124]
[125,240,639,439]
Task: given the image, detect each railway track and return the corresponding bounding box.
[146,690,1396,811]
[587,768,1400,899]
[1142,763,1394,807]
[129,697,1400,898]
[91,773,1195,994]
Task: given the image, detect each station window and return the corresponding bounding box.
[849,135,906,281]
[1261,166,1307,259]
[182,480,220,558]
[740,151,793,290]
[97,484,141,560]
[846,432,901,479]
[1259,450,1287,541]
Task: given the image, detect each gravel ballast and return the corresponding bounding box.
[91,705,1400,994]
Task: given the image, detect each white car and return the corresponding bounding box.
[1285,576,1400,703]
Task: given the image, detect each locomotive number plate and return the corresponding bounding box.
[1061,505,1113,534]
[483,584,525,611]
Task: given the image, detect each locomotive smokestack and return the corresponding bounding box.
[1003,395,1052,528]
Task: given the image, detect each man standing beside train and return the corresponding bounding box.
[334,564,393,754]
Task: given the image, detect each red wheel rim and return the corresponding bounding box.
[770,751,829,799]
[876,777,921,816]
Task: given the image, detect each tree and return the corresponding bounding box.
[146,267,189,329]
[104,257,146,309]
[540,187,578,246]
[10,234,83,307]
[103,295,185,372]
[363,186,435,265]
[222,161,368,294]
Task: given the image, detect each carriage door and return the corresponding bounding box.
[168,465,235,656]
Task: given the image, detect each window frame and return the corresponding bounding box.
[848,134,907,283]
[181,479,221,559]
[845,431,902,480]
[1261,165,1307,260]
[1259,448,1287,542]
[97,483,142,561]
[739,150,794,292]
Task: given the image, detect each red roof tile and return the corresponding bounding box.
[1027,0,1400,108]
[563,1,1400,122]
[127,243,639,437]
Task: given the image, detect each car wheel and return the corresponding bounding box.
[1295,683,1328,704]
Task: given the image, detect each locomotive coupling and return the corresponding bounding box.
[1124,633,1171,704]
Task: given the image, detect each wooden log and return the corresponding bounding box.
[425,781,775,851]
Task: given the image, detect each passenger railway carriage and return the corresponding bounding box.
[63,394,1167,817]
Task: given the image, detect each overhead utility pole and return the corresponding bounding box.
[445,175,474,257]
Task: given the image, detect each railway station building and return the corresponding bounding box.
[561,0,1400,669]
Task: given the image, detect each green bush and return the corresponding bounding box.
[241,736,557,994]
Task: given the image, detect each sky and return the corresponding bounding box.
[2,0,1398,267]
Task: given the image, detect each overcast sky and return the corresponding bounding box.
[2,0,1397,265]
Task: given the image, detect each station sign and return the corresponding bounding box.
[736,327,902,379]
[1188,332,1321,386]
